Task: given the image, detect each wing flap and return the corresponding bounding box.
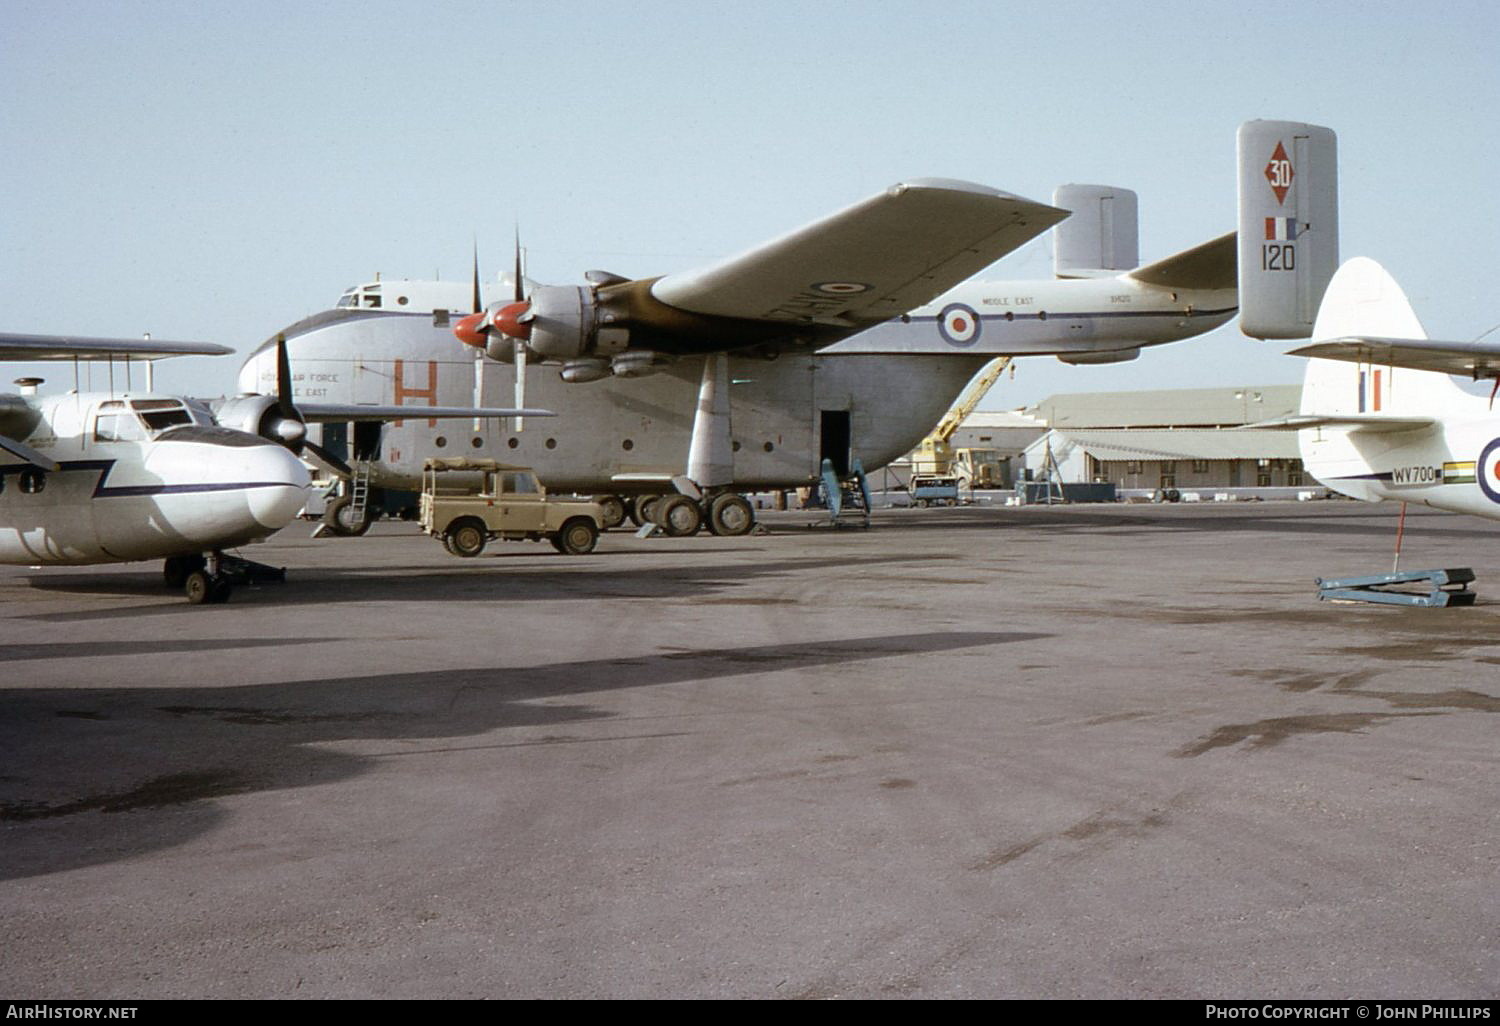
[651,179,1068,325]
[1288,336,1500,379]
[1126,231,1237,291]
[0,332,232,360]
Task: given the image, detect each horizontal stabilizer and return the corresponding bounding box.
[297,403,554,422]
[1288,336,1500,379]
[0,332,232,361]
[653,179,1068,326]
[1126,232,1236,291]
[1248,413,1435,433]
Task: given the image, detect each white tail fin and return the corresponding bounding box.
[1298,258,1460,501]
[1300,257,1468,418]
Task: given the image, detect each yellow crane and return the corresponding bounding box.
[910,357,1012,491]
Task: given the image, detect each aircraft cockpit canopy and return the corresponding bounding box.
[93,398,206,442]
[334,279,484,317]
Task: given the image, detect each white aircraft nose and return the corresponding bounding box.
[246,444,312,529]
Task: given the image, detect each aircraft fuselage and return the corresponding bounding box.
[239,274,1235,494]
[0,392,311,565]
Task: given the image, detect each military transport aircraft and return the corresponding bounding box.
[1274,257,1500,522]
[239,120,1337,537]
[0,334,548,603]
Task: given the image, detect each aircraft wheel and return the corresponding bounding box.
[447,519,488,558]
[556,517,600,554]
[593,495,627,530]
[184,570,230,605]
[707,493,754,536]
[327,496,374,536]
[633,494,663,528]
[654,494,703,537]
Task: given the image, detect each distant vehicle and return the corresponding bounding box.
[908,475,960,507]
[952,448,1007,490]
[419,458,604,557]
[1274,257,1500,523]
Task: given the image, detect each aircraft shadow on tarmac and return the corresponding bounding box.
[11,552,962,621]
[0,629,1049,881]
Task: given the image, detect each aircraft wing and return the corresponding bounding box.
[1247,413,1436,433]
[0,332,232,360]
[1288,336,1500,379]
[1126,232,1237,291]
[650,179,1069,327]
[296,403,554,422]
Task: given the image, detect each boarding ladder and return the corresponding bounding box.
[819,457,871,528]
[346,460,373,524]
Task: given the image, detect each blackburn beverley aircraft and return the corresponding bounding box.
[0,334,548,602]
[239,120,1338,537]
[1272,257,1500,522]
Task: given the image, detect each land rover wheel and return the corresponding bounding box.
[556,517,599,555]
[447,518,488,558]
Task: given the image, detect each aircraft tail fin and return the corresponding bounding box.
[1126,231,1237,291]
[1237,120,1340,339]
[1298,257,1466,419]
[1296,258,1457,500]
[1053,185,1139,277]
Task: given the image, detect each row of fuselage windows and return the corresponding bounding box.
[424,436,777,454]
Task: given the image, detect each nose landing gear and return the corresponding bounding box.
[164,552,287,605]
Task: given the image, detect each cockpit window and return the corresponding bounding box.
[94,400,145,442]
[131,398,194,433]
[336,290,358,309]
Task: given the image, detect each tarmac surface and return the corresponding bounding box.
[1,500,1497,999]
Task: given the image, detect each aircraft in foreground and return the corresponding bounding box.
[0,334,549,602]
[240,120,1338,536]
[1276,257,1500,521]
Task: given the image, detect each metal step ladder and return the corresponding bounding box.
[347,460,373,525]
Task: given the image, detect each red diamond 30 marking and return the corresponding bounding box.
[1265,141,1294,205]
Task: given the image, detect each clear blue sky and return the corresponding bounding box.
[3,0,1495,407]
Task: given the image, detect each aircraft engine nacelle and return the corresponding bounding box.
[560,359,612,384]
[524,285,630,361]
[483,337,542,365]
[611,351,670,378]
[1056,348,1140,366]
[211,394,306,449]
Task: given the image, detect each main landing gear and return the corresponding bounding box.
[613,491,756,537]
[163,552,287,605]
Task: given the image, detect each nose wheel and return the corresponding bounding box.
[166,552,287,605]
[184,567,232,605]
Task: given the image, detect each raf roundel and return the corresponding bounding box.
[937,303,982,347]
[811,281,872,296]
[1478,438,1500,505]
